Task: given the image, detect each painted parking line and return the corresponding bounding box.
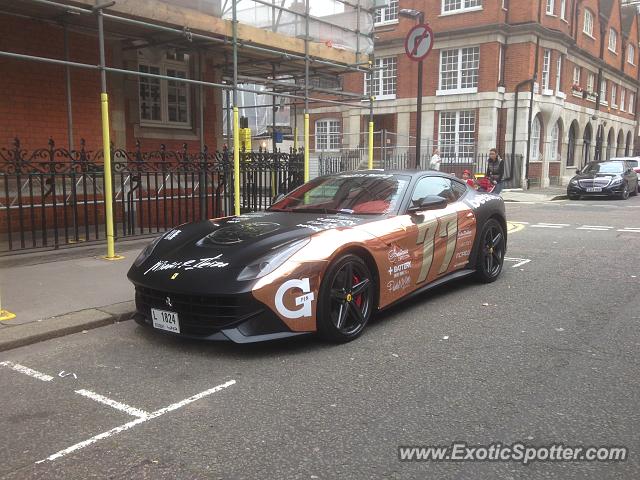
[0,361,54,382]
[530,224,566,229]
[75,389,150,419]
[618,228,640,233]
[504,257,532,268]
[36,379,236,464]
[577,225,615,231]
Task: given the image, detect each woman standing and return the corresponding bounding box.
[429,148,441,171]
[485,148,504,194]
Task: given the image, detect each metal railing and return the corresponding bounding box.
[0,138,303,252]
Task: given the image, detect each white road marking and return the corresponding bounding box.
[36,379,236,464]
[511,221,530,224]
[0,361,53,382]
[537,223,570,226]
[577,227,612,231]
[75,389,150,419]
[618,228,640,233]
[531,224,564,229]
[504,257,531,268]
[581,225,614,229]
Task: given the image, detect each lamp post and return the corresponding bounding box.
[400,9,426,169]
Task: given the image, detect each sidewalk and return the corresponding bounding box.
[0,239,149,351]
[501,185,567,202]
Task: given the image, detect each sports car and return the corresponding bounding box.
[128,170,507,343]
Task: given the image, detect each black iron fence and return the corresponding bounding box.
[0,138,304,252]
[318,150,523,189]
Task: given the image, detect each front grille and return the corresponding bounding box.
[578,178,611,188]
[135,286,263,336]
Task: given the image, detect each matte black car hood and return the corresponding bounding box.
[127,211,380,294]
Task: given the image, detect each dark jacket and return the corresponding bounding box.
[486,157,504,183]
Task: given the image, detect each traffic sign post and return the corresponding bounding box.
[404,22,433,168]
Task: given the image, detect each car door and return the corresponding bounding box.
[405,176,477,288]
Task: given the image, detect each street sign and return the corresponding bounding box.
[404,24,434,62]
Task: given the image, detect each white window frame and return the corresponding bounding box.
[550,121,560,160]
[315,119,341,152]
[530,116,542,161]
[600,79,607,106]
[572,66,580,85]
[629,93,635,114]
[608,28,618,53]
[587,72,595,96]
[441,0,483,16]
[620,88,626,111]
[560,0,567,20]
[374,0,398,25]
[365,56,397,100]
[541,50,551,92]
[555,55,562,93]
[138,53,191,128]
[437,47,480,95]
[628,44,636,65]
[438,110,476,160]
[583,9,594,37]
[546,0,554,15]
[611,84,617,108]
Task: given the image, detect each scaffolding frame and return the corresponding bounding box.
[0,0,377,258]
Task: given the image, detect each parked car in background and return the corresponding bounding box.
[610,157,640,185]
[567,161,639,200]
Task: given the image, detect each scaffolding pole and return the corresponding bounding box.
[303,0,310,183]
[232,0,240,216]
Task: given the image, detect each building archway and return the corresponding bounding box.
[617,130,625,157]
[583,123,592,165]
[567,121,579,167]
[606,127,615,160]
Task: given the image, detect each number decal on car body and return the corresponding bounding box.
[415,212,459,284]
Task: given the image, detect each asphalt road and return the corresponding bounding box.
[1,194,639,480]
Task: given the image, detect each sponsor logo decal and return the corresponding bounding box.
[144,254,229,275]
[387,275,412,292]
[388,245,410,263]
[388,261,412,278]
[457,228,473,239]
[465,193,501,209]
[296,215,358,232]
[455,250,471,259]
[170,273,179,280]
[275,278,315,319]
[165,296,173,307]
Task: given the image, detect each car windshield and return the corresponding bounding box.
[269,173,410,215]
[581,162,624,174]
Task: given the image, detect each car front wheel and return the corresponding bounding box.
[317,254,375,343]
[474,218,505,283]
[619,184,630,200]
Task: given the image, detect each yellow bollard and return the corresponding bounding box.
[233,106,241,216]
[304,114,309,183]
[100,93,123,260]
[368,121,374,170]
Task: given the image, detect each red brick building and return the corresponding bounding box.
[310,0,640,186]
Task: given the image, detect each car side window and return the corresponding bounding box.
[411,177,458,205]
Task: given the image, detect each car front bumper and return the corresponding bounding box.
[567,184,626,196]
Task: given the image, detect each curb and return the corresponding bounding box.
[0,301,135,352]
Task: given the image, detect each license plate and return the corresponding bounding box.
[151,308,180,333]
[586,187,602,192]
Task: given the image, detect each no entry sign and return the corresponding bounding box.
[404,24,434,62]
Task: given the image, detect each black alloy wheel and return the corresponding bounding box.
[317,254,375,343]
[620,183,630,200]
[474,219,505,283]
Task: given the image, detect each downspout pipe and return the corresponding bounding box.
[525,36,541,188]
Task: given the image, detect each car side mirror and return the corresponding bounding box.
[575,169,580,175]
[272,193,285,204]
[407,195,448,213]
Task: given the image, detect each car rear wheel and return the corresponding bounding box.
[474,219,505,283]
[317,254,375,343]
[631,183,638,196]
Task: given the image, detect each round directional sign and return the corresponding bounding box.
[404,24,434,62]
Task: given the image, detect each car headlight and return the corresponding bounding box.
[610,177,623,185]
[570,179,578,185]
[237,238,310,281]
[134,234,165,267]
